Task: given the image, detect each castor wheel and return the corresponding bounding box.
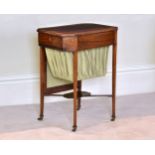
[38,115,44,121]
[111,115,116,121]
[72,126,77,132]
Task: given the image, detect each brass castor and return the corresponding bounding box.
[72,125,77,132]
[111,115,116,121]
[38,114,44,121]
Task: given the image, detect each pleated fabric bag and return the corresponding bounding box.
[46,46,109,82]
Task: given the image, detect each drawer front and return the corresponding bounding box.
[78,31,115,50]
[38,33,62,49]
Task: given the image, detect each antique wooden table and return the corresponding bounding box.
[37,23,118,131]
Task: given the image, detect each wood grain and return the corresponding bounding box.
[38,23,117,51]
[78,31,115,50]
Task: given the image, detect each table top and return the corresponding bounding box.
[37,23,117,37]
[37,23,117,51]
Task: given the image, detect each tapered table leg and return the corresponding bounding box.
[72,51,78,132]
[111,31,117,121]
[38,47,46,121]
[77,81,82,110]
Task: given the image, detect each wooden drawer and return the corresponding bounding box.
[78,31,115,50]
[38,33,62,49]
[38,30,115,51]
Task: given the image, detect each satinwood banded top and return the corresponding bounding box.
[37,23,118,37]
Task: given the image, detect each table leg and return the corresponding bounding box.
[77,81,82,110]
[72,51,78,131]
[38,47,46,121]
[111,31,117,121]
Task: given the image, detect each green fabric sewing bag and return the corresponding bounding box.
[46,46,109,87]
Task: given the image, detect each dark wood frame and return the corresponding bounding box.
[37,23,118,131]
